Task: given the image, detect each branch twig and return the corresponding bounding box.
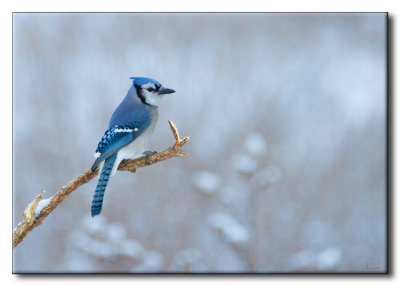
[13,120,189,249]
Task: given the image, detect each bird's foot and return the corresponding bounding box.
[143,151,157,164]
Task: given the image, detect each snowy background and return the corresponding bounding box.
[13,13,386,273]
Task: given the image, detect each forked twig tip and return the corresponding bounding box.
[24,190,45,222]
[168,120,180,141]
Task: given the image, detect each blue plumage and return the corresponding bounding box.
[91,153,117,216]
[90,77,175,216]
[91,121,150,172]
[129,77,161,87]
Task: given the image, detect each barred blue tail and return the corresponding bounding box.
[91,153,117,217]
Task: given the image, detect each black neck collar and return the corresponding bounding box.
[135,86,158,108]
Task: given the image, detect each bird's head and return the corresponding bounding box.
[130,77,175,107]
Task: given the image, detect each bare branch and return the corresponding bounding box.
[13,120,189,249]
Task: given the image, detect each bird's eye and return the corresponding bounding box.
[147,87,155,92]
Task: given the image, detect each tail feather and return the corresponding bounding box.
[91,153,117,217]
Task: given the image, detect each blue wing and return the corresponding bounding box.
[91,121,151,171]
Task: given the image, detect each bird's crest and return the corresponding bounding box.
[130,77,161,88]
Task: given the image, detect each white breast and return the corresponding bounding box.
[111,111,158,175]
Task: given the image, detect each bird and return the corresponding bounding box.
[90,77,175,217]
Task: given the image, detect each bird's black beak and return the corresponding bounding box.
[159,87,175,95]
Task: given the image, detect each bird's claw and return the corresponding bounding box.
[143,151,157,164]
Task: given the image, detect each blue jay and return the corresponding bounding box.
[90,77,175,216]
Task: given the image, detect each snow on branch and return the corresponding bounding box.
[13,120,189,249]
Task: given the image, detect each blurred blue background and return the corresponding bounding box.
[13,13,386,273]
